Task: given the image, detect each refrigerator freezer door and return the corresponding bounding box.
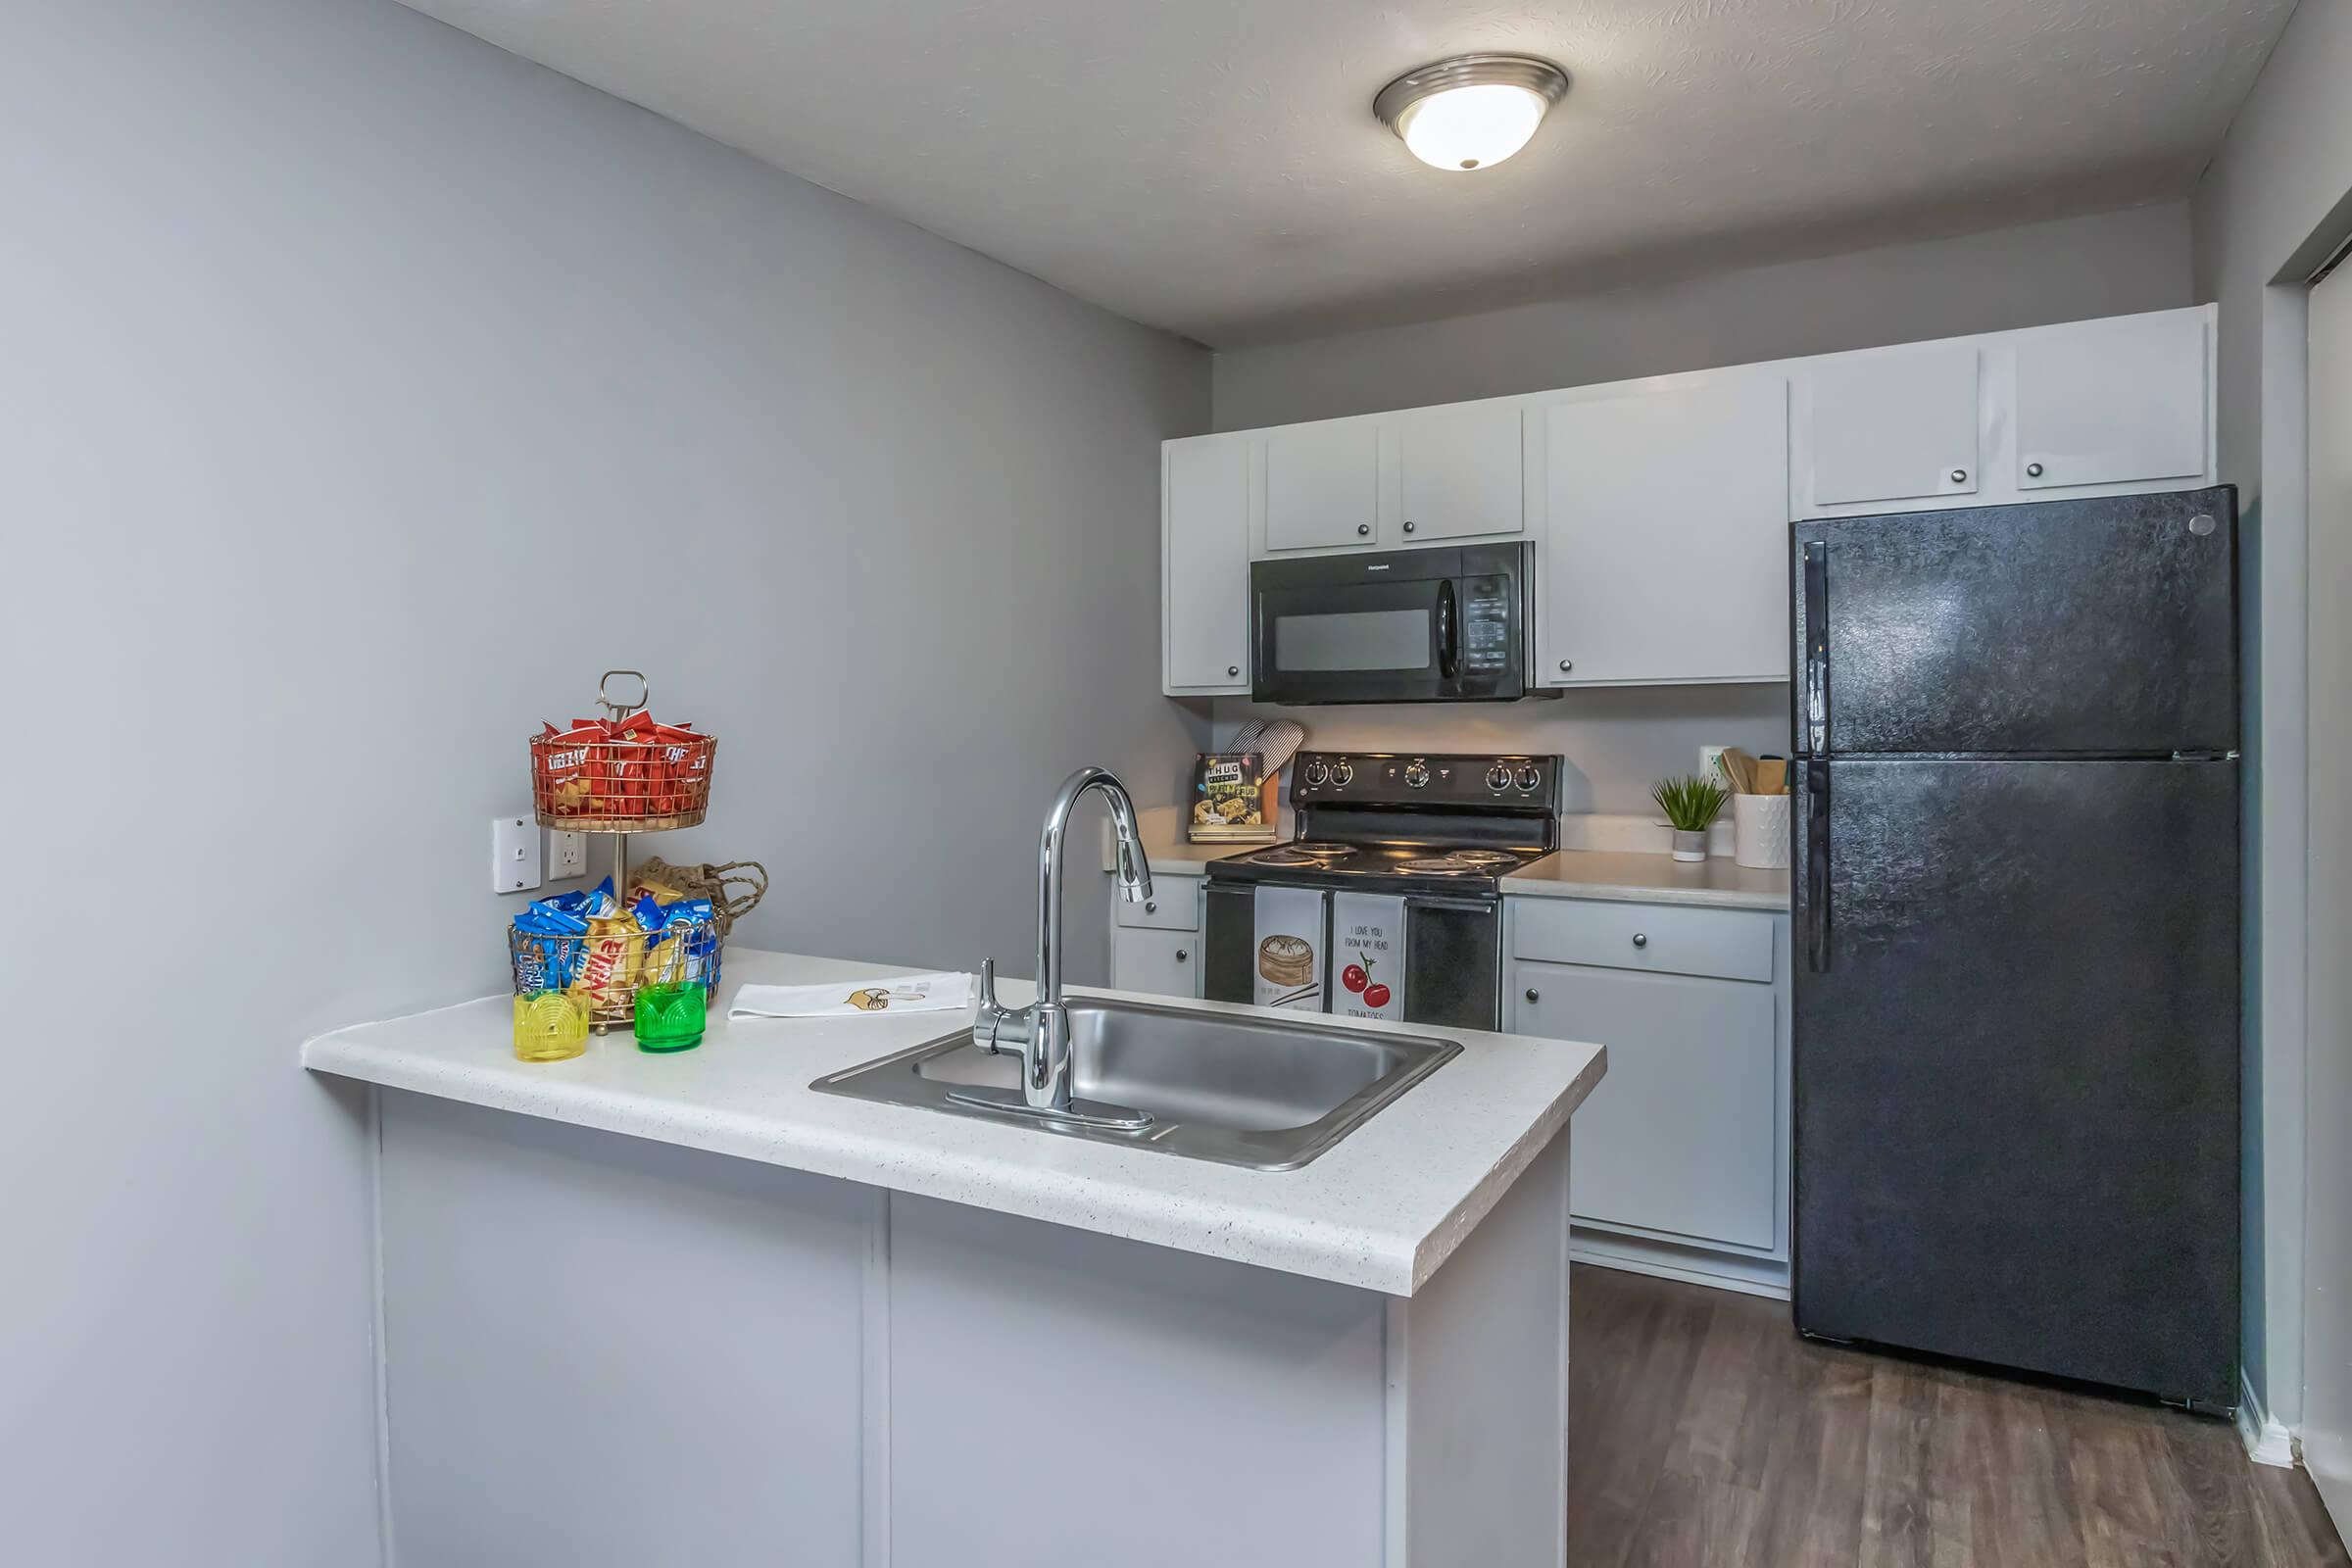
[1791,757,2238,1406]
[1791,488,2237,757]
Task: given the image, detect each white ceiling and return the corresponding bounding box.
[397,0,2295,346]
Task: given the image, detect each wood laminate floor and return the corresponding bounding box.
[1568,1265,2349,1567]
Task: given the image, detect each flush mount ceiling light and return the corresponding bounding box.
[1373,54,1570,172]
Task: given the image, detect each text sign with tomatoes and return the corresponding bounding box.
[1331,893,1405,1021]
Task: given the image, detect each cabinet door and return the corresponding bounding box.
[1511,959,1778,1250]
[2015,311,2209,491]
[1163,436,1250,693]
[1396,403,1523,542]
[1112,925,1200,999]
[1542,376,1788,685]
[1264,422,1380,552]
[1803,342,1981,510]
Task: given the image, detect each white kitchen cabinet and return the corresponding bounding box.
[1800,341,1981,511]
[1538,373,1788,687]
[1264,421,1380,552]
[1396,402,1523,542]
[1511,957,1778,1251]
[2014,311,2209,492]
[1111,924,1201,999]
[1162,434,1251,694]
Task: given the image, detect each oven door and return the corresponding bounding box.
[1204,885,1499,1030]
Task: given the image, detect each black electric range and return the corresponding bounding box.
[1201,752,1562,1029]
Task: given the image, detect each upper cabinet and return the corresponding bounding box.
[1538,372,1789,687]
[2013,311,2210,492]
[1264,422,1380,551]
[1162,434,1251,695]
[1800,341,1982,511]
[1164,306,2217,697]
[1395,403,1524,542]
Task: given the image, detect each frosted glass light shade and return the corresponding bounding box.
[1374,55,1570,173]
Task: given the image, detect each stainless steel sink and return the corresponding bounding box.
[810,997,1461,1170]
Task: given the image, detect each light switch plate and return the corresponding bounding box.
[548,829,589,879]
[493,815,543,894]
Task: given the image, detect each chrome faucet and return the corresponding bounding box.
[972,765,1154,1120]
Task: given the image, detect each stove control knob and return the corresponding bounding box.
[1514,764,1543,791]
[1403,760,1431,789]
[1331,760,1354,786]
[1487,764,1512,791]
[1303,760,1329,787]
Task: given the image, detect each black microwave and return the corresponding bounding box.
[1250,542,1548,705]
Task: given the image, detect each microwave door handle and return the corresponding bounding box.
[1436,580,1459,681]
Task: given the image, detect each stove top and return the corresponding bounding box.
[1204,751,1563,897]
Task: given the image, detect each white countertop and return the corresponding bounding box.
[1502,851,1790,910]
[303,949,1605,1297]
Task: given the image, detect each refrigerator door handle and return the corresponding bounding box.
[1803,541,1829,757]
[1805,758,1831,972]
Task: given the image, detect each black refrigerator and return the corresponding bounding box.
[1789,486,2240,1412]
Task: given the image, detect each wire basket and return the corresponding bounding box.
[530,670,717,832]
[510,910,723,1032]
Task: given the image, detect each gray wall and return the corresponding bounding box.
[1209,204,2195,812]
[2191,0,2352,1434]
[0,2,1205,1562]
[1212,203,2194,431]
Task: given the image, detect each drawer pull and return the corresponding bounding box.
[1175,949,1189,963]
[1524,987,1541,1003]
[1145,901,1156,913]
[1632,933,1648,949]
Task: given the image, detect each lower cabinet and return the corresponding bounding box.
[1109,874,1203,999]
[1504,897,1790,1296]
[1111,926,1201,999]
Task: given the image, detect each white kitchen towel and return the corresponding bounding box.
[1252,885,1326,1010]
[729,972,973,1019]
[1331,893,1405,1021]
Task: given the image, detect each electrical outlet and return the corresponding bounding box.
[493,815,543,894]
[548,829,589,880]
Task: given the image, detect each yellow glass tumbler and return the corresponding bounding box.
[513,990,591,1062]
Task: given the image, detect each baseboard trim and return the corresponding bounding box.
[2239,1367,2297,1468]
[1569,1228,1790,1301]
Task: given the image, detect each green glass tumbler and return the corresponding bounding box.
[633,981,709,1053]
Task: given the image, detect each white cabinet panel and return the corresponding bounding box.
[1265,422,1380,551]
[1511,959,1777,1250]
[1541,375,1788,686]
[1114,877,1200,931]
[1112,925,1200,998]
[1397,403,1523,542]
[1163,435,1250,693]
[2015,311,2208,491]
[1803,342,1981,510]
[1510,896,1775,983]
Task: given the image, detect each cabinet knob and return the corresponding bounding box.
[1175,949,1189,963]
[1227,664,1240,677]
[1356,523,1371,537]
[1632,933,1648,949]
[2026,462,2044,478]
[1402,520,1417,534]
[1524,987,1541,1003]
[1949,467,1969,484]
[1145,901,1156,913]
[1558,659,1574,672]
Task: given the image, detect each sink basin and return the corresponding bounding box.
[809,997,1461,1170]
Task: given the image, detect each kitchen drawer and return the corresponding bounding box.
[1510,897,1772,983]
[1114,878,1200,931]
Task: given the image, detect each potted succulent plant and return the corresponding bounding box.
[1651,774,1728,862]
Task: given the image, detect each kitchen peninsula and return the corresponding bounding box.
[305,949,1605,1567]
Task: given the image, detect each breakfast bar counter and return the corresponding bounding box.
[304,949,1605,1568]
